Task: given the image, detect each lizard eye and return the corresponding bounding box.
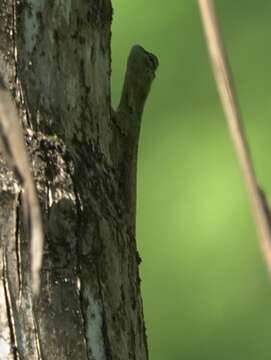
[144,53,158,72]
[148,54,159,70]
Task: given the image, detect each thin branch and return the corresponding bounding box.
[0,78,43,295]
[197,0,271,273]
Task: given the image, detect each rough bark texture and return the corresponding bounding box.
[0,1,158,359]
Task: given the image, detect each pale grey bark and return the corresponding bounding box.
[0,1,158,359]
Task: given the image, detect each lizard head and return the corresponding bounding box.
[119,45,159,116]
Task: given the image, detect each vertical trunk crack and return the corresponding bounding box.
[32,314,43,360]
[78,280,91,360]
[2,251,19,359]
[96,265,113,360]
[15,195,22,301]
[74,186,90,360]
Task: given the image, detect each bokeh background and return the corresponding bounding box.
[111,1,271,359]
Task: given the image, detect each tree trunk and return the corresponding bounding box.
[0,1,158,359]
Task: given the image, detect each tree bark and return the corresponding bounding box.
[0,1,158,359]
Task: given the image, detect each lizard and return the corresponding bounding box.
[112,45,159,233]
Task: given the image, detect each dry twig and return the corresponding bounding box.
[198,0,271,273]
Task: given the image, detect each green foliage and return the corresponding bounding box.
[112,1,271,359]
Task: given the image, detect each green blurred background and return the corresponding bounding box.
[111,1,271,359]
